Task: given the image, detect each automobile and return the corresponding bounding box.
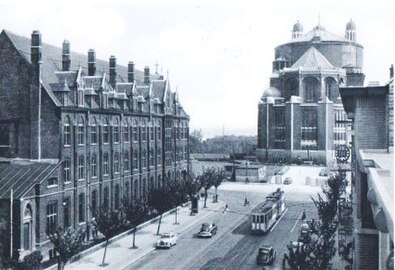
[156,232,178,248]
[298,223,311,243]
[256,245,276,265]
[283,177,293,185]
[289,241,305,253]
[197,222,217,238]
[319,168,329,176]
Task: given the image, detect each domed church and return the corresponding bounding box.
[257,19,364,165]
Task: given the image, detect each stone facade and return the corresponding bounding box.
[0,30,190,260]
[257,20,364,165]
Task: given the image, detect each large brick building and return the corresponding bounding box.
[0,30,190,260]
[339,66,393,270]
[257,20,364,165]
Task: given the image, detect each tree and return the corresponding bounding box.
[122,198,148,249]
[198,167,216,208]
[47,227,85,270]
[147,186,174,235]
[92,207,127,266]
[212,168,226,202]
[285,173,346,269]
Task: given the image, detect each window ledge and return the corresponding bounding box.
[47,185,58,188]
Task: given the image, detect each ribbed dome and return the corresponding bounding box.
[261,87,281,99]
[293,21,303,32]
[346,19,356,31]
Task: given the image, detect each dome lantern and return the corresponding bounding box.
[292,20,303,39]
[345,19,356,42]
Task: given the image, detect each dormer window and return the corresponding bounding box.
[103,92,108,108]
[78,88,84,107]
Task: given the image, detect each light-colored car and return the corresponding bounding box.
[156,232,178,248]
[197,223,217,238]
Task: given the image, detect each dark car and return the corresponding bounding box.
[256,245,276,265]
[197,223,217,238]
[298,223,311,243]
[283,177,293,185]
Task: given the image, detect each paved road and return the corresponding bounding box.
[129,187,317,270]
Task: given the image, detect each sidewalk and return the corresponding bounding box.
[47,198,224,270]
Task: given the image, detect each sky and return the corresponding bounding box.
[0,0,394,138]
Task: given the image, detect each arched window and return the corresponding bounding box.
[133,151,138,170]
[125,182,130,203]
[78,194,85,223]
[103,187,109,209]
[114,184,120,209]
[64,158,71,183]
[103,153,109,175]
[304,83,315,103]
[142,150,146,168]
[63,197,70,228]
[123,120,129,142]
[124,151,129,171]
[114,152,120,173]
[78,156,85,180]
[142,123,147,142]
[91,190,97,214]
[91,118,98,144]
[157,147,161,165]
[77,117,85,145]
[23,204,33,250]
[63,116,71,146]
[103,119,109,144]
[91,155,97,177]
[113,118,120,143]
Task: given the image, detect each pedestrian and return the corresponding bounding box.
[301,209,306,221]
[223,204,229,213]
[244,195,249,206]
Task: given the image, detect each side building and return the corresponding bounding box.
[0,30,190,260]
[339,66,393,270]
[257,20,364,165]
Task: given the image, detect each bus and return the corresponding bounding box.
[250,188,286,234]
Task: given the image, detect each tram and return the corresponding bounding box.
[250,188,286,234]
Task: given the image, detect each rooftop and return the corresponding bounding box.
[359,149,394,240]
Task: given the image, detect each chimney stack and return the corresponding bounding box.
[88,49,96,76]
[144,66,150,84]
[390,64,394,79]
[128,61,135,82]
[31,30,42,66]
[62,40,71,71]
[30,30,43,160]
[109,55,117,88]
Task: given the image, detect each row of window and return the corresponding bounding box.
[46,176,162,233]
[63,149,167,182]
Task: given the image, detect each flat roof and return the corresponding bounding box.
[359,149,394,240]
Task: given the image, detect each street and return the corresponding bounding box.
[130,180,320,270]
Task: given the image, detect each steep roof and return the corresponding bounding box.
[291,46,334,69]
[2,29,159,86]
[290,25,348,43]
[0,160,58,199]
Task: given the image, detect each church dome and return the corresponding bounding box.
[293,21,303,32]
[261,87,281,99]
[346,19,356,31]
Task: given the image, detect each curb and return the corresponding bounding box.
[44,202,192,270]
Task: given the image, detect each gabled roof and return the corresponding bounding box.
[291,46,334,69]
[151,80,166,101]
[0,160,58,199]
[3,30,158,85]
[290,25,348,43]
